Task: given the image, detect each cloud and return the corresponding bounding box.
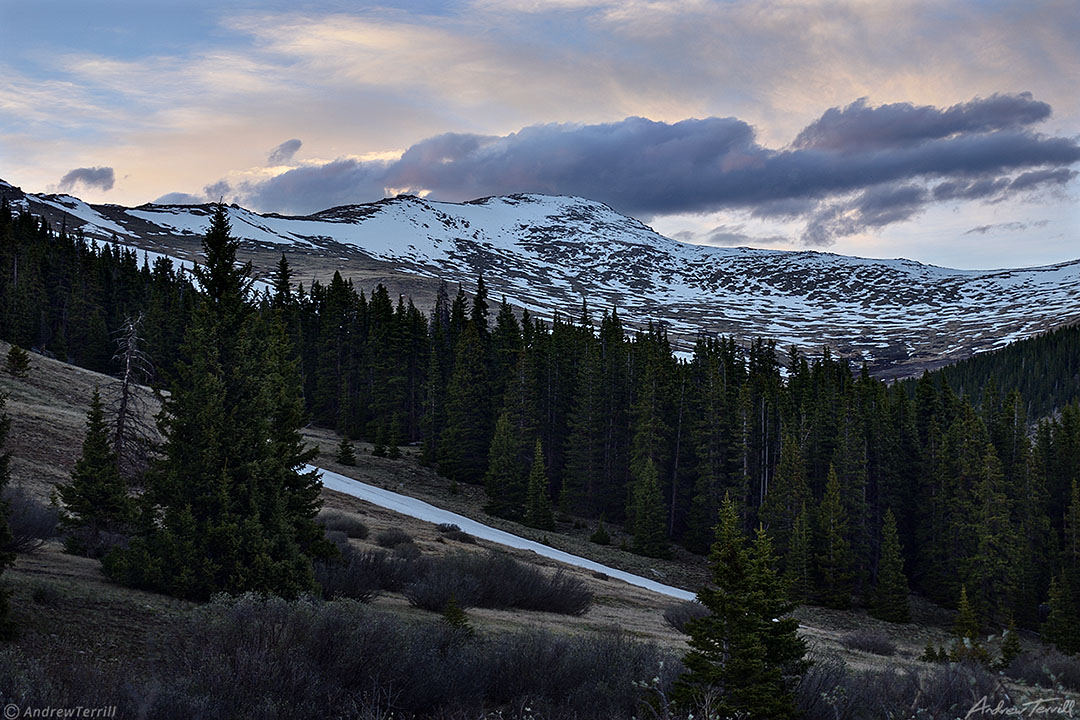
[672,224,789,247]
[58,166,115,192]
[268,138,302,165]
[791,93,1051,152]
[964,219,1049,235]
[232,93,1080,245]
[154,191,205,205]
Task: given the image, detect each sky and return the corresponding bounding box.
[1,0,1077,270]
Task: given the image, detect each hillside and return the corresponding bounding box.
[1,341,1070,718]
[4,178,1078,376]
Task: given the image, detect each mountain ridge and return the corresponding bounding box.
[2,178,1078,376]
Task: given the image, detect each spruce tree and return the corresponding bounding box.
[4,345,29,378]
[483,413,526,519]
[871,509,911,623]
[630,459,670,558]
[524,439,555,530]
[759,432,809,558]
[335,437,356,466]
[1043,574,1080,654]
[783,504,813,604]
[438,323,492,483]
[103,205,323,600]
[675,495,806,718]
[998,616,1021,669]
[56,388,132,554]
[816,464,854,609]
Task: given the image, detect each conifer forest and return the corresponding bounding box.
[4,200,1080,651]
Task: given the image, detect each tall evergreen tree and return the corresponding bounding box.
[630,459,669,558]
[783,504,813,604]
[816,464,855,608]
[56,388,132,554]
[675,495,806,718]
[103,205,325,600]
[483,412,526,519]
[524,438,555,530]
[439,322,493,483]
[871,509,911,622]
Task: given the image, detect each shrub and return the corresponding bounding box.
[437,523,461,533]
[3,486,59,552]
[62,528,127,559]
[313,553,380,603]
[1004,648,1080,692]
[375,527,413,548]
[795,650,1009,720]
[404,551,592,615]
[841,630,896,656]
[323,530,349,552]
[317,509,368,539]
[31,584,61,607]
[445,529,476,544]
[662,600,710,634]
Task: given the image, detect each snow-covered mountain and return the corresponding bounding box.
[3,178,1078,374]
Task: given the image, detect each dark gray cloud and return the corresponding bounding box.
[268,138,303,165]
[965,219,1049,235]
[231,93,1079,244]
[203,180,232,202]
[58,166,115,192]
[792,93,1051,152]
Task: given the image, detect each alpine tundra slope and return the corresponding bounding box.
[3,178,1077,376]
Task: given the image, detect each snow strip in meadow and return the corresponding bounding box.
[312,465,696,601]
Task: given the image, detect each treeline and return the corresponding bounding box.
[5,205,1080,644]
[916,323,1080,420]
[0,198,194,377]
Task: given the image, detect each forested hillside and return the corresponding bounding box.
[921,324,1080,419]
[4,202,1080,646]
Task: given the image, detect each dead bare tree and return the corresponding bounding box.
[108,315,158,484]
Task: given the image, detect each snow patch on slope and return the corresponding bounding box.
[315,465,696,601]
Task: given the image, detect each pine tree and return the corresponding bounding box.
[372,424,388,457]
[4,345,29,378]
[816,464,854,609]
[1043,574,1080,654]
[483,413,526,519]
[952,584,990,664]
[871,509,911,623]
[56,388,132,555]
[630,459,670,558]
[759,432,809,558]
[438,323,492,483]
[783,504,813,604]
[524,439,555,530]
[335,437,356,466]
[590,518,611,545]
[442,593,474,636]
[674,495,806,718]
[103,205,323,600]
[0,395,17,639]
[955,584,979,638]
[998,616,1021,669]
